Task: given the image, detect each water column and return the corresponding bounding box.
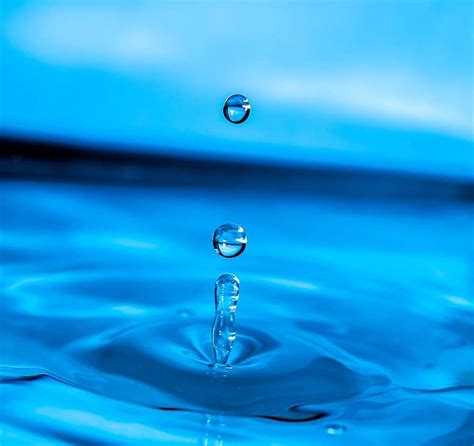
[211,223,247,364]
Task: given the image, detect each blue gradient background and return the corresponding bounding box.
[1,0,472,177]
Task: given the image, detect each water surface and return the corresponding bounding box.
[1,172,473,445]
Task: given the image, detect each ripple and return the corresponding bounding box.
[57,315,387,420]
[2,178,473,444]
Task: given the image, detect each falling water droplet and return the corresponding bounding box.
[223,94,251,124]
[213,223,247,258]
[212,273,240,364]
[325,424,347,435]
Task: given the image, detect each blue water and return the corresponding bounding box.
[1,177,473,445]
[1,1,473,443]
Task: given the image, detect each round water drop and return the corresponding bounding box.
[223,94,251,124]
[325,424,347,435]
[213,223,247,258]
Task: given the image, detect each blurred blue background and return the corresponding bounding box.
[1,0,472,178]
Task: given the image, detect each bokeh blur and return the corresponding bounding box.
[1,0,472,178]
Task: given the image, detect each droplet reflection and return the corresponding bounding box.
[223,94,251,124]
[212,223,247,258]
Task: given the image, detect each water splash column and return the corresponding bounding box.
[211,224,247,365]
[212,274,240,364]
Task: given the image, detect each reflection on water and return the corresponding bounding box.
[1,177,473,445]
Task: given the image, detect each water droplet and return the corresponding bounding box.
[212,273,240,364]
[223,94,251,124]
[325,424,347,435]
[213,223,247,258]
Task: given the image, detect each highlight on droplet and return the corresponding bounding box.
[212,223,247,258]
[223,94,251,124]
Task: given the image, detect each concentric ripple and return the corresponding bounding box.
[1,180,473,445]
